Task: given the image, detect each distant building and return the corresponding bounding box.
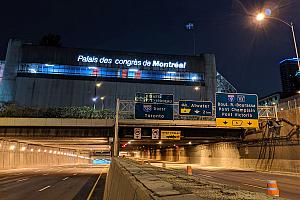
[258,92,294,106]
[280,58,300,94]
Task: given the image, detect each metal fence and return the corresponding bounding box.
[277,96,300,111]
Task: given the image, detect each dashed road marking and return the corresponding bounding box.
[0,177,9,181]
[62,177,69,181]
[200,174,213,178]
[243,183,265,189]
[17,178,29,182]
[38,185,51,192]
[73,173,77,176]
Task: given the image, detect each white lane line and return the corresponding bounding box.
[38,185,51,192]
[0,177,9,181]
[243,183,265,189]
[43,173,48,176]
[73,173,77,176]
[200,174,213,178]
[62,177,69,181]
[17,178,29,182]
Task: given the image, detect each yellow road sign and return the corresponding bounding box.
[180,108,191,114]
[216,118,259,128]
[161,131,181,140]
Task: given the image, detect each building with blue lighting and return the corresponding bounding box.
[0,39,235,109]
[280,58,300,94]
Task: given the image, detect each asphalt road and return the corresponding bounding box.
[150,162,300,200]
[0,165,108,200]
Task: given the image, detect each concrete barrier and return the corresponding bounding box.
[103,158,153,200]
[103,158,278,200]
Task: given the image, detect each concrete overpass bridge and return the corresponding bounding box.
[0,101,277,161]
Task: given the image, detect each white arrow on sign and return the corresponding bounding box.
[194,110,200,114]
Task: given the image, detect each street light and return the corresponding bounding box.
[92,97,98,110]
[100,96,105,110]
[255,11,300,72]
[96,82,102,88]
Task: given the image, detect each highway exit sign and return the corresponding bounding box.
[215,93,259,128]
[179,100,212,116]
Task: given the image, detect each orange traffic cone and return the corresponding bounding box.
[266,180,279,197]
[187,165,192,175]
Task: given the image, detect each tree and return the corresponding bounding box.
[39,34,62,47]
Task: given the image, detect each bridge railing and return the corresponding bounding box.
[119,100,277,120]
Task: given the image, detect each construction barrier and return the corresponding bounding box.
[266,180,279,197]
[187,165,192,175]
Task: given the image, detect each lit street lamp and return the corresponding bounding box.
[92,97,98,110]
[255,11,300,73]
[100,96,105,110]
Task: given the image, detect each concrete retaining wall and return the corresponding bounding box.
[103,158,153,200]
[139,142,300,173]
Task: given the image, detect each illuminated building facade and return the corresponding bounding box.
[0,39,233,109]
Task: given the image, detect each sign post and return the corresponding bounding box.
[215,93,259,128]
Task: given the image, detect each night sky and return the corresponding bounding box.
[0,0,299,97]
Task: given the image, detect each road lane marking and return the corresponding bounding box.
[62,177,69,181]
[43,173,48,176]
[73,173,77,176]
[38,185,51,192]
[86,168,106,200]
[243,183,265,189]
[199,174,213,178]
[17,178,28,182]
[0,177,9,181]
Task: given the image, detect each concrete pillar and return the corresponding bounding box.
[0,39,22,103]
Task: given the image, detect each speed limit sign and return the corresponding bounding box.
[134,128,142,139]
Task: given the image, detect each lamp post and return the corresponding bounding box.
[256,12,300,72]
[185,22,196,55]
[194,86,202,101]
[100,96,105,110]
[92,97,98,110]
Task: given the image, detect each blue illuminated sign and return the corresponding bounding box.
[135,103,173,120]
[216,93,258,119]
[179,100,212,116]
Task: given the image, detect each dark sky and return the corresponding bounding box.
[0,0,299,97]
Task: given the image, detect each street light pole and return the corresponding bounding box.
[256,14,300,71]
[291,23,300,71]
